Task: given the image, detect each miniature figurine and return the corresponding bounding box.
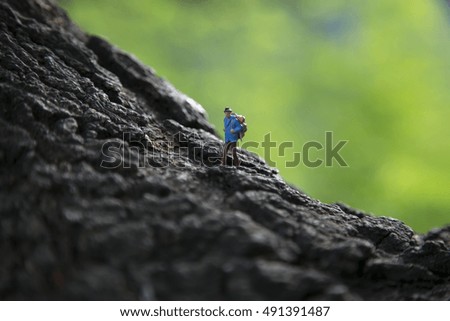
[222,107,242,166]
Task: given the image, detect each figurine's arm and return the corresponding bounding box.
[230,120,242,134]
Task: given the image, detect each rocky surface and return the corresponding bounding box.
[0,0,448,300]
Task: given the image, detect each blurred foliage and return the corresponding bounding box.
[61,0,450,232]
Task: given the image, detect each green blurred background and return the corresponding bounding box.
[60,0,450,232]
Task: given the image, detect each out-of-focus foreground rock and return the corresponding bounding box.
[0,0,448,300]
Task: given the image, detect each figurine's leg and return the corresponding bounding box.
[231,142,240,167]
[222,142,231,165]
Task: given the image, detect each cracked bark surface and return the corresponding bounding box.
[0,0,449,300]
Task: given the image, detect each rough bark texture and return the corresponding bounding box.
[0,0,449,300]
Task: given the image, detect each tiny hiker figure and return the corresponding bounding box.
[222,107,242,167]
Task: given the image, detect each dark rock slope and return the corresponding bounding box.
[0,0,448,300]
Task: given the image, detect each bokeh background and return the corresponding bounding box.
[60,0,450,232]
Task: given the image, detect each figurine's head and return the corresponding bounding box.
[224,107,232,118]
